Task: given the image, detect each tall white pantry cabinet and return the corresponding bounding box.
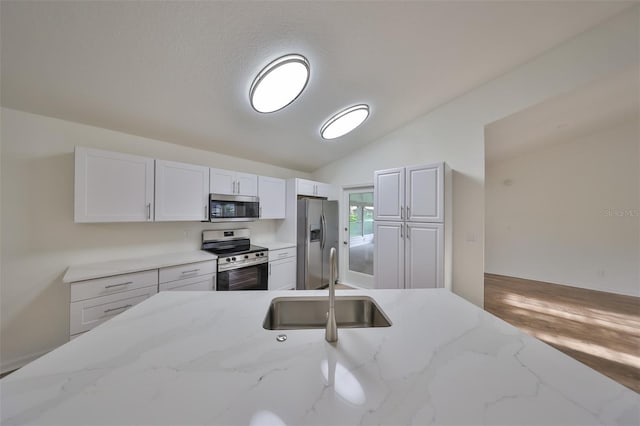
[373,163,449,290]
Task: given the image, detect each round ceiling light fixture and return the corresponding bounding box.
[249,54,310,113]
[320,104,370,140]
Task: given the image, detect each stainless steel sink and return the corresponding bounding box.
[263,295,392,330]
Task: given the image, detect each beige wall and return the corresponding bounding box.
[0,108,310,372]
[312,8,639,307]
[486,120,640,296]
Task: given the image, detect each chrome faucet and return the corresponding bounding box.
[325,247,338,343]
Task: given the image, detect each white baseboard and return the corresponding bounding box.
[1,348,53,375]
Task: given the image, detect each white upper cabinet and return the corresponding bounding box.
[296,178,333,198]
[405,223,443,289]
[374,167,405,221]
[406,163,443,222]
[210,168,258,197]
[375,163,444,223]
[235,172,258,196]
[155,160,209,221]
[75,147,154,223]
[258,176,286,219]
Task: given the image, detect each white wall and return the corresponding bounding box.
[0,108,310,372]
[312,7,639,307]
[486,120,639,296]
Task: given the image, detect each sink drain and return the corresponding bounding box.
[276,334,287,342]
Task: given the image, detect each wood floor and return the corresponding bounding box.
[485,273,640,393]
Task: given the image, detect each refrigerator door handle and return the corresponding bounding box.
[320,214,326,249]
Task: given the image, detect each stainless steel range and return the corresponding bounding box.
[201,229,268,291]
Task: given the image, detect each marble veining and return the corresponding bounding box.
[1,289,637,425]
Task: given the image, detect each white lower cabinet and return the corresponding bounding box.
[268,247,296,290]
[405,223,443,289]
[70,285,158,335]
[68,259,217,338]
[158,260,216,291]
[374,222,443,289]
[373,222,405,289]
[159,274,215,291]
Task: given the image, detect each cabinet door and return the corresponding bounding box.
[258,176,286,219]
[406,163,443,222]
[405,223,443,289]
[269,257,297,290]
[155,160,209,221]
[374,221,405,289]
[159,274,216,291]
[74,147,154,222]
[296,179,317,197]
[210,168,236,195]
[315,182,331,198]
[70,285,158,335]
[374,168,405,221]
[236,172,258,196]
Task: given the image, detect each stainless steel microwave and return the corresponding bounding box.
[209,194,260,222]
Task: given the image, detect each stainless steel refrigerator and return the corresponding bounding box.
[297,199,339,290]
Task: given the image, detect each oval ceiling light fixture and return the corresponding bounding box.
[250,54,310,113]
[320,104,370,140]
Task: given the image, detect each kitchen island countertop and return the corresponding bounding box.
[1,289,637,425]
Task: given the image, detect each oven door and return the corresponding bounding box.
[217,262,268,291]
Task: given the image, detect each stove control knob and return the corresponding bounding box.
[226,258,231,262]
[231,257,236,261]
[256,253,260,257]
[244,255,249,259]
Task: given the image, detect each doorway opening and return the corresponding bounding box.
[342,187,374,288]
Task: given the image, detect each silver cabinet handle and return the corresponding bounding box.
[277,252,288,257]
[407,224,410,239]
[146,203,151,220]
[204,205,208,219]
[104,281,133,289]
[104,304,132,314]
[407,205,410,219]
[400,206,404,219]
[269,264,272,276]
[232,181,236,194]
[181,269,200,275]
[237,181,241,194]
[400,223,404,239]
[259,206,262,218]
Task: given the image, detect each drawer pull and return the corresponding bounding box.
[181,269,200,275]
[277,252,288,257]
[104,281,133,289]
[104,304,132,314]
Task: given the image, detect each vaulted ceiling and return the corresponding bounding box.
[1,1,633,171]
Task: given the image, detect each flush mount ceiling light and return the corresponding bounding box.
[320,104,370,140]
[250,54,310,113]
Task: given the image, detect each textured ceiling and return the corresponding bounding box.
[1,1,633,172]
[485,65,640,164]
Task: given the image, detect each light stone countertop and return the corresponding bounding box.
[254,240,297,251]
[62,251,217,283]
[1,289,637,425]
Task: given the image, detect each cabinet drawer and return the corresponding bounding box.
[268,247,296,261]
[159,273,216,291]
[70,285,158,335]
[70,270,158,302]
[159,260,216,284]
